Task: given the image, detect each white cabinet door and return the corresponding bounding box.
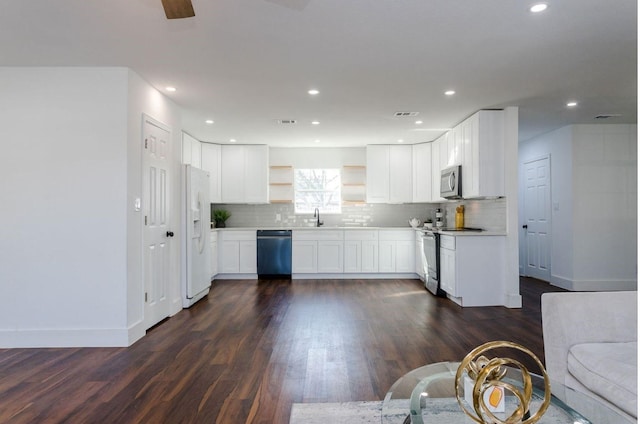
[440,247,456,296]
[317,240,344,273]
[201,143,222,203]
[220,241,240,273]
[221,145,245,203]
[415,239,424,278]
[292,241,317,273]
[412,143,432,202]
[460,110,505,198]
[378,240,396,272]
[395,240,415,272]
[221,145,269,203]
[244,145,269,203]
[431,136,444,202]
[239,240,257,273]
[389,145,413,203]
[182,132,202,167]
[361,240,378,273]
[210,232,218,278]
[344,241,360,273]
[366,145,390,203]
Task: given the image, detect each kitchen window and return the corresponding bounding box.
[294,169,341,214]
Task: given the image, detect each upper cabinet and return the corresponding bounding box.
[430,134,445,202]
[366,145,413,204]
[412,142,432,203]
[201,143,222,203]
[221,145,269,203]
[182,132,202,168]
[460,110,505,198]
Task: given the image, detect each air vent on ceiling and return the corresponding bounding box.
[594,114,622,120]
[275,119,297,124]
[394,111,419,117]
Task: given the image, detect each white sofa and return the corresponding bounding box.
[541,291,637,423]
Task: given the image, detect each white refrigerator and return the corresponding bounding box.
[182,165,212,308]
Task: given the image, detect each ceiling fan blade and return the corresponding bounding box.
[161,0,195,19]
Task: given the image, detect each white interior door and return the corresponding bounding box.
[523,156,551,281]
[143,116,172,329]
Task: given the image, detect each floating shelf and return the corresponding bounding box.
[270,200,293,204]
[342,165,366,204]
[270,165,294,203]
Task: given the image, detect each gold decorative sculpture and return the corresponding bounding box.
[454,341,551,424]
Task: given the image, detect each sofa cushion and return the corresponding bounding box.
[568,342,637,417]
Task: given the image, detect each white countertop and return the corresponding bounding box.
[211,226,505,236]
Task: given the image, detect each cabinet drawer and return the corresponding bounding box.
[344,230,378,241]
[440,234,456,250]
[220,230,256,241]
[294,230,344,241]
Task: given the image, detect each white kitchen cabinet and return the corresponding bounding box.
[317,240,344,273]
[415,232,425,279]
[344,230,378,273]
[378,229,415,273]
[439,234,505,306]
[210,230,218,278]
[439,235,457,296]
[366,145,413,203]
[201,143,222,203]
[447,127,463,167]
[221,145,269,203]
[218,230,257,274]
[182,132,202,168]
[412,142,432,203]
[459,110,505,198]
[430,135,445,202]
[292,240,317,273]
[292,230,344,274]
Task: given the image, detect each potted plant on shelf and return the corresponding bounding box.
[213,209,231,228]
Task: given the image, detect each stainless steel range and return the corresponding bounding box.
[420,230,445,297]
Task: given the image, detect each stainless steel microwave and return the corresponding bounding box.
[440,165,462,199]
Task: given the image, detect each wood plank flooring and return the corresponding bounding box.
[0,277,564,423]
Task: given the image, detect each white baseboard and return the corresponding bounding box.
[0,327,133,348]
[292,273,419,280]
[551,274,637,291]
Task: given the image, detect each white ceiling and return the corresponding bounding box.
[1,0,636,147]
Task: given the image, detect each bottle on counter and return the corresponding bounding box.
[455,205,465,229]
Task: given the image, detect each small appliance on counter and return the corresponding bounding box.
[435,208,444,228]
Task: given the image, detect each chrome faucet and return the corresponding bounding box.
[314,208,323,227]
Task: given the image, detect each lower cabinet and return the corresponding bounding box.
[378,230,415,273]
[344,230,378,273]
[439,234,505,306]
[292,230,344,274]
[219,230,257,274]
[210,230,218,278]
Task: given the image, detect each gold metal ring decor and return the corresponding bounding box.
[454,341,551,424]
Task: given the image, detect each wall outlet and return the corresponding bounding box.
[275,213,281,222]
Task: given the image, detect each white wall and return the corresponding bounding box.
[519,124,637,291]
[126,70,185,341]
[270,147,365,168]
[0,67,184,347]
[0,67,130,347]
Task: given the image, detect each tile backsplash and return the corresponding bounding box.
[211,198,506,231]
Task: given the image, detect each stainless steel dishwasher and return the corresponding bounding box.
[256,230,292,278]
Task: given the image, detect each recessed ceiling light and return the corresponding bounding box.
[530,3,548,13]
[311,121,320,125]
[444,90,455,96]
[397,139,404,143]
[205,120,214,124]
[567,101,578,107]
[415,120,423,125]
[229,139,237,143]
[166,86,176,92]
[314,139,321,143]
[308,89,319,95]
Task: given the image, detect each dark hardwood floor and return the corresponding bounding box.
[0,277,565,423]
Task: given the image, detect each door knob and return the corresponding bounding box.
[522,225,528,229]
[166,231,174,237]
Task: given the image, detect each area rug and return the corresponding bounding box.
[289,401,409,423]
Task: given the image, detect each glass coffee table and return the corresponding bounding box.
[381,362,629,424]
